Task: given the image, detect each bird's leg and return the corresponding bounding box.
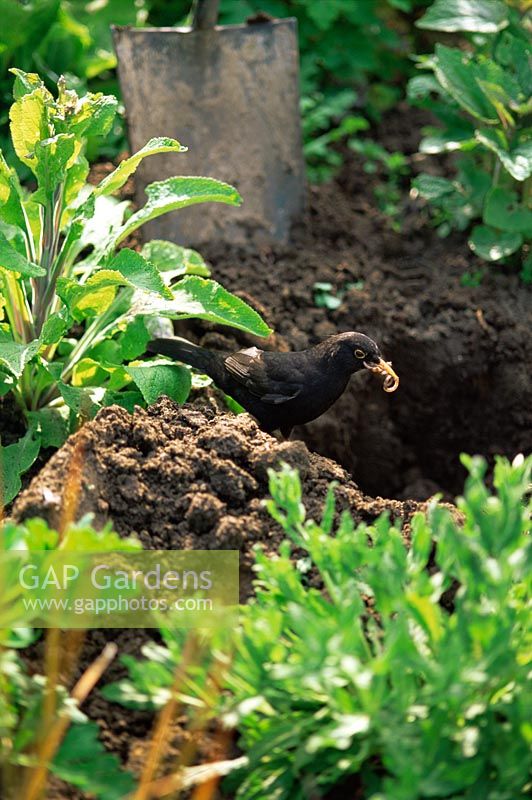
[280,426,293,440]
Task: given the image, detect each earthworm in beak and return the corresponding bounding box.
[364,358,399,393]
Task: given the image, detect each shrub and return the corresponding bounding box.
[0,0,149,173]
[409,0,532,276]
[105,452,532,799]
[0,70,270,503]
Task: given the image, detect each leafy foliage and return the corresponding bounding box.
[0,0,149,173]
[409,0,532,273]
[0,649,135,798]
[0,514,140,797]
[105,454,532,799]
[0,1,429,179]
[0,71,270,503]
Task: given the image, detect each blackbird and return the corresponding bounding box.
[147,332,399,438]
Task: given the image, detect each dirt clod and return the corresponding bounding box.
[13,398,427,579]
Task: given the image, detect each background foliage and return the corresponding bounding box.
[0,0,430,180]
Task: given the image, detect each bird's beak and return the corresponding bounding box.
[364,358,400,393]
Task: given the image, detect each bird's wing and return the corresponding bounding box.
[224,347,303,405]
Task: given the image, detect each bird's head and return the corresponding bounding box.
[331,332,400,392]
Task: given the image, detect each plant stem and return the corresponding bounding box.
[1,273,34,343]
[34,185,65,336]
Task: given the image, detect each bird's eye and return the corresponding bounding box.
[355,349,366,359]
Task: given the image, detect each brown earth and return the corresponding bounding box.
[13,397,426,795]
[188,114,531,499]
[13,397,423,577]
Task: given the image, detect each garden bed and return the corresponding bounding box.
[14,398,425,794]
[189,105,532,499]
[3,105,530,798]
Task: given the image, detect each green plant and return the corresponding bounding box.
[0,514,141,797]
[0,648,136,799]
[0,70,270,504]
[106,453,531,799]
[0,1,149,172]
[409,0,532,275]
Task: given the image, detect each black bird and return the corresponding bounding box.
[147,332,399,438]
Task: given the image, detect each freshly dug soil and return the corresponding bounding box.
[13,397,423,570]
[180,104,532,499]
[13,397,426,789]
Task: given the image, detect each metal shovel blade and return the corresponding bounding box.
[113,20,306,246]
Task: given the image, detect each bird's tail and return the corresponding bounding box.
[147,337,222,379]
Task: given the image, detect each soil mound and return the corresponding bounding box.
[13,398,424,582]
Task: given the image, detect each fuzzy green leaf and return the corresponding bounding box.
[126,361,191,405]
[9,89,49,170]
[116,177,242,244]
[58,382,104,420]
[57,270,127,319]
[94,137,187,197]
[140,240,211,277]
[39,310,71,346]
[0,336,40,378]
[64,93,118,139]
[0,153,29,232]
[0,426,41,505]
[131,276,272,337]
[10,69,48,100]
[469,225,522,261]
[117,316,150,361]
[109,248,173,300]
[417,0,509,33]
[27,407,69,449]
[0,229,44,276]
[33,133,77,204]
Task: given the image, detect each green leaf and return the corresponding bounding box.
[140,240,211,277]
[0,426,41,505]
[109,248,173,300]
[117,316,150,361]
[52,723,135,800]
[57,270,127,319]
[9,89,50,170]
[126,361,191,405]
[115,177,242,244]
[412,174,456,200]
[469,225,522,261]
[94,137,187,197]
[10,69,48,100]
[0,153,30,232]
[0,336,40,378]
[417,0,509,33]
[484,188,532,235]
[520,252,532,284]
[0,229,44,277]
[27,407,69,449]
[39,310,71,346]
[63,93,118,139]
[131,276,272,337]
[475,129,532,181]
[102,389,144,413]
[495,32,532,97]
[58,382,104,420]
[433,45,498,123]
[33,133,77,204]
